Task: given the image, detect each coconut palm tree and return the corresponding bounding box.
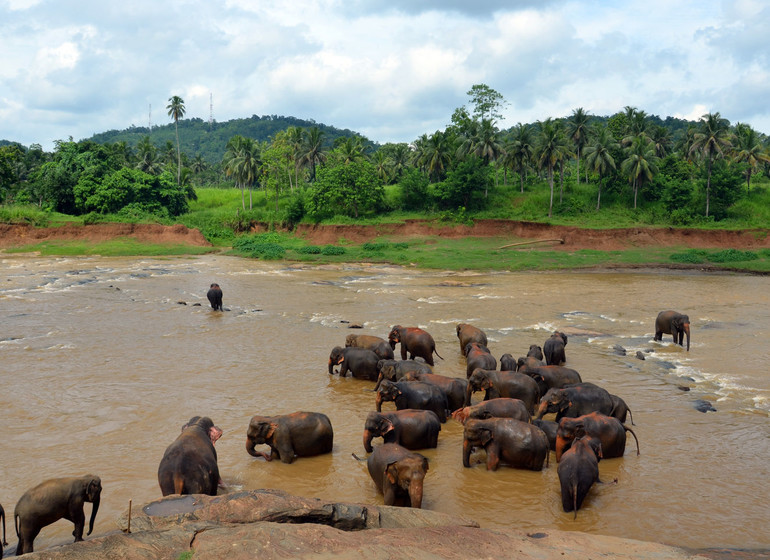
[566,107,590,186]
[457,119,503,196]
[649,126,672,158]
[508,123,534,193]
[584,127,618,210]
[337,136,366,164]
[689,112,732,217]
[621,135,658,209]
[300,126,326,182]
[223,135,262,210]
[422,131,452,183]
[166,95,186,186]
[536,118,567,218]
[135,136,162,174]
[732,123,770,194]
[389,143,410,181]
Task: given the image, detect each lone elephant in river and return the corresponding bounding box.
[462,418,549,471]
[388,325,443,366]
[543,331,568,365]
[456,323,488,356]
[557,436,603,519]
[328,346,380,380]
[345,334,394,360]
[206,283,223,311]
[655,310,690,351]
[158,416,222,496]
[466,368,540,414]
[452,398,530,425]
[246,412,333,464]
[363,410,441,452]
[536,383,614,421]
[376,380,449,422]
[14,475,101,555]
[367,443,429,508]
[555,412,640,461]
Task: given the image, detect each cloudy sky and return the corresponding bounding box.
[2,0,769,151]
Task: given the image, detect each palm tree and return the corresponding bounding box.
[286,125,303,190]
[649,126,672,158]
[422,131,452,183]
[584,127,618,210]
[536,118,566,218]
[621,136,658,209]
[508,123,534,193]
[389,143,410,181]
[223,135,252,210]
[337,136,366,164]
[190,154,207,174]
[372,150,390,183]
[135,136,161,174]
[689,112,732,217]
[566,107,590,187]
[166,95,186,186]
[457,119,503,196]
[299,126,326,182]
[732,123,770,194]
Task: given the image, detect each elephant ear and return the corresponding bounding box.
[421,456,429,472]
[382,418,395,434]
[386,462,399,485]
[86,477,101,501]
[573,423,586,439]
[265,423,278,440]
[479,427,493,446]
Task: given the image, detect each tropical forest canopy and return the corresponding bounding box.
[2,85,770,229]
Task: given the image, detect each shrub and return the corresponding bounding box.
[670,250,708,264]
[296,245,322,254]
[708,249,758,263]
[321,245,346,255]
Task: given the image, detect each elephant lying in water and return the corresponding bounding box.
[246,412,333,464]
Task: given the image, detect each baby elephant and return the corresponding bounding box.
[367,443,429,508]
[207,283,223,310]
[14,475,101,555]
[246,412,333,464]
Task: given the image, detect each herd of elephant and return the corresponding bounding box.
[0,308,689,556]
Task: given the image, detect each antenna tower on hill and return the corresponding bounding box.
[209,93,213,130]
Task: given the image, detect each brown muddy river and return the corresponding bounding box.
[1,254,768,552]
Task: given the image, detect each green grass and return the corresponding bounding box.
[4,238,217,257]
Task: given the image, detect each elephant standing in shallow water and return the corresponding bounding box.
[655,310,690,351]
[388,325,443,366]
[246,412,333,464]
[158,416,222,496]
[367,443,429,508]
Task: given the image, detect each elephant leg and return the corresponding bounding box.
[485,445,501,471]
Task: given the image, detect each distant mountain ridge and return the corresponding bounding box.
[87,114,365,163]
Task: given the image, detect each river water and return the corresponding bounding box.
[1,254,768,552]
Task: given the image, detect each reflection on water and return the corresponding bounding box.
[1,255,769,552]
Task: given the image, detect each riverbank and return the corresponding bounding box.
[1,220,768,273]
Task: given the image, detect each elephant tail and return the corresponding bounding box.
[624,426,641,456]
[572,482,578,520]
[626,407,636,426]
[433,347,444,361]
[173,473,185,495]
[14,511,19,541]
[351,452,367,462]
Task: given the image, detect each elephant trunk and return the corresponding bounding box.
[87,495,99,536]
[408,477,424,509]
[684,322,691,351]
[464,385,474,407]
[462,439,473,468]
[555,436,571,462]
[375,392,383,412]
[246,436,260,458]
[363,430,374,453]
[328,358,334,374]
[535,401,549,420]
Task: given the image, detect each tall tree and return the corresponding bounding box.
[732,123,769,194]
[584,127,618,210]
[536,118,566,218]
[566,107,590,187]
[457,119,502,196]
[689,112,732,217]
[421,131,452,183]
[166,96,186,186]
[466,84,506,123]
[508,123,534,193]
[621,135,658,209]
[300,126,326,182]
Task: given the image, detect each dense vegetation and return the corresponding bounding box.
[2,86,770,238]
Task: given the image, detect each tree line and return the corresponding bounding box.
[1,86,769,224]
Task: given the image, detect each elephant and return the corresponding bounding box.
[367,443,429,508]
[345,334,394,360]
[246,412,333,464]
[555,412,640,462]
[401,370,468,412]
[543,331,568,365]
[655,310,691,351]
[206,283,223,311]
[456,323,488,356]
[328,346,380,380]
[374,359,432,390]
[376,379,449,423]
[527,344,544,361]
[14,475,101,555]
[451,398,530,425]
[158,416,222,496]
[536,383,614,421]
[464,342,497,378]
[517,363,582,397]
[388,325,443,366]
[610,393,635,425]
[532,419,559,451]
[499,353,517,372]
[516,355,545,371]
[465,368,540,415]
[557,436,602,519]
[462,418,549,471]
[363,410,441,452]
[0,502,5,556]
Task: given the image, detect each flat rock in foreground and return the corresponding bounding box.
[20,489,711,559]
